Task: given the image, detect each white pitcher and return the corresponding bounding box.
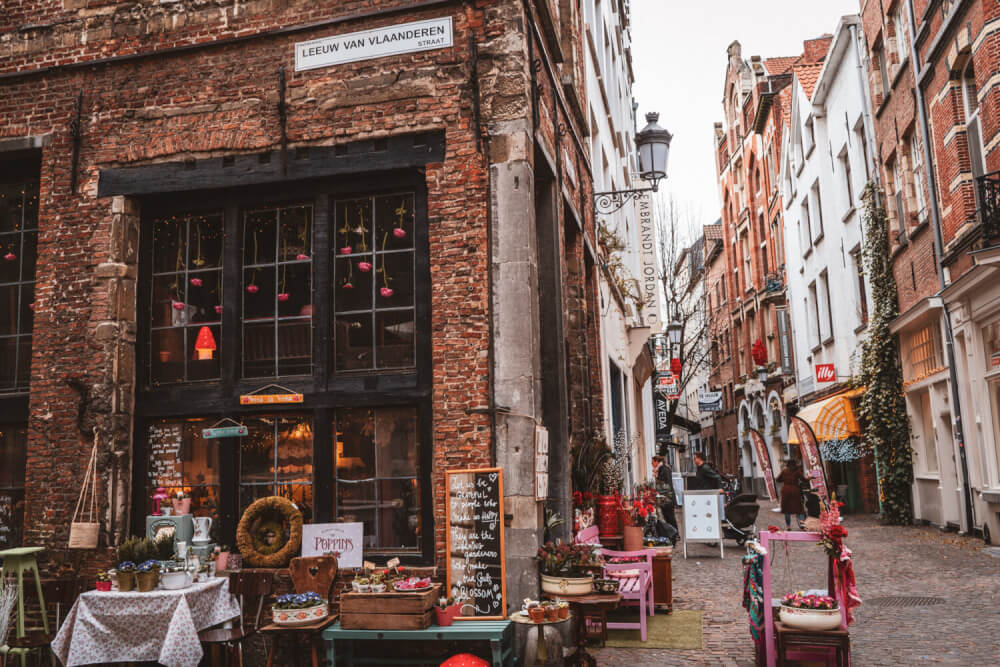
[193,516,213,543]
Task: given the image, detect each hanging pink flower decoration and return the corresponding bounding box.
[215,305,223,314]
[28,302,34,311]
[296,254,310,261]
[380,287,394,298]
[393,227,406,239]
[3,252,15,262]
[343,282,354,290]
[339,246,352,255]
[358,261,372,272]
[172,301,186,311]
[246,284,259,294]
[277,293,290,302]
[189,278,203,287]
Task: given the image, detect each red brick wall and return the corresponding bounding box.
[1,1,598,578]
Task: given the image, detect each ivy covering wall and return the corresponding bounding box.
[858,184,914,524]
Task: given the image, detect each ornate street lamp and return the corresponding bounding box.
[666,317,682,358]
[594,112,673,214]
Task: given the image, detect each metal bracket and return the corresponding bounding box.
[69,90,83,194]
[593,187,656,215]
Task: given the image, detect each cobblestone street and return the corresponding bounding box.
[592,503,1000,665]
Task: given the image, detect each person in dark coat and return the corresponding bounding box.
[776,458,807,529]
[690,452,723,490]
[653,455,678,532]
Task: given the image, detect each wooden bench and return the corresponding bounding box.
[322,620,514,667]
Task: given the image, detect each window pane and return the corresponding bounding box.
[152,218,182,274]
[276,417,313,482]
[335,256,373,311]
[147,420,220,522]
[0,236,17,283]
[19,284,32,333]
[376,310,415,369]
[375,194,414,251]
[335,314,374,371]
[0,424,27,489]
[152,274,184,328]
[377,478,419,549]
[338,480,376,548]
[0,285,15,334]
[336,409,375,481]
[189,214,223,270]
[336,198,373,255]
[277,264,311,319]
[187,324,221,381]
[187,270,222,324]
[375,408,417,477]
[277,319,311,376]
[243,267,276,320]
[20,233,36,281]
[0,338,15,390]
[151,329,185,383]
[0,184,25,233]
[238,415,313,520]
[279,205,312,261]
[15,337,28,387]
[243,321,275,378]
[242,417,278,485]
[377,252,413,305]
[244,209,277,267]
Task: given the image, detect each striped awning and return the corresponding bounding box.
[788,388,863,444]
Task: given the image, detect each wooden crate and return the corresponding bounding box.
[340,584,440,630]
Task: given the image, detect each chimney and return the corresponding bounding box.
[802,35,834,64]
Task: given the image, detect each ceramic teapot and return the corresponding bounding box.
[192,516,213,544]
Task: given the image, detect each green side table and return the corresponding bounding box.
[0,546,48,639]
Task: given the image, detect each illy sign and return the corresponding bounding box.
[815,363,836,384]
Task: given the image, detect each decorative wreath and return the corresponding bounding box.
[236,496,304,568]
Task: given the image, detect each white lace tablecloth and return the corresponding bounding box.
[51,577,241,667]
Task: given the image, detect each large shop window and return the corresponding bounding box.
[240,415,313,518]
[146,419,221,520]
[0,424,26,548]
[0,172,38,393]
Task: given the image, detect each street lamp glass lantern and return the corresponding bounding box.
[757,366,768,383]
[636,112,672,189]
[667,319,682,346]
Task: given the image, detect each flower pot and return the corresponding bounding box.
[172,498,191,515]
[779,604,842,631]
[528,607,546,623]
[273,603,329,627]
[544,605,559,622]
[597,495,620,537]
[435,607,455,626]
[623,525,644,552]
[116,571,136,592]
[557,603,569,619]
[540,574,593,596]
[215,552,229,572]
[95,581,112,592]
[136,571,159,592]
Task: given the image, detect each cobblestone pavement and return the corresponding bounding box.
[591,502,1000,665]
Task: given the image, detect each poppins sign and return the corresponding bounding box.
[295,17,454,71]
[302,522,364,568]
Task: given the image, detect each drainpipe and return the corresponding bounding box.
[906,0,976,534]
[849,20,884,514]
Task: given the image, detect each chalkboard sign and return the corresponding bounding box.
[445,467,506,620]
[148,422,184,488]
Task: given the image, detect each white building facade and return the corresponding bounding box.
[780,16,876,510]
[583,0,662,490]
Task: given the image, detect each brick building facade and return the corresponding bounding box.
[0,0,603,608]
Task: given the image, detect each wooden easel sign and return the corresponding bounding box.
[445,467,507,620]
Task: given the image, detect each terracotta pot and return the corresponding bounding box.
[544,605,559,622]
[623,525,644,552]
[597,495,620,537]
[557,603,569,619]
[528,607,546,623]
[116,571,136,592]
[172,498,191,515]
[435,607,455,626]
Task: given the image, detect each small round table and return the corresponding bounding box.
[510,613,571,666]
[541,592,621,667]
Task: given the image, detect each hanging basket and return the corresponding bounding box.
[69,429,101,549]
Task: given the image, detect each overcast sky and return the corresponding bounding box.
[630,0,861,233]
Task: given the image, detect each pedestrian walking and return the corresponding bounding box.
[776,458,807,529]
[653,455,678,532]
[690,452,723,490]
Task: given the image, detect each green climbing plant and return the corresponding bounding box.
[858,183,914,525]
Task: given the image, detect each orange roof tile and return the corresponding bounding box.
[764,56,799,75]
[794,62,826,98]
[704,223,723,240]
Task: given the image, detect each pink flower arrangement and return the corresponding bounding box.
[342,282,354,290]
[297,254,310,261]
[171,301,185,311]
[215,305,223,314]
[189,278,203,287]
[358,261,372,273]
[277,293,290,302]
[339,246,352,255]
[3,252,15,262]
[393,227,406,239]
[781,591,838,610]
[380,287,394,298]
[246,284,259,294]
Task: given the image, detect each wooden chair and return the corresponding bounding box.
[1,577,78,667]
[601,548,656,642]
[261,557,339,667]
[199,570,274,667]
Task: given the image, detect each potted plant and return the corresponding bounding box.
[537,541,600,595]
[618,486,657,551]
[435,596,456,626]
[779,592,841,631]
[355,577,371,593]
[115,536,141,592]
[135,560,161,592]
[543,601,559,622]
[272,592,328,626]
[370,572,387,593]
[212,545,230,572]
[172,490,191,516]
[95,571,112,592]
[154,532,175,564]
[556,600,570,619]
[528,604,546,623]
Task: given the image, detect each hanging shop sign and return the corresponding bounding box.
[698,390,723,413]
[301,522,364,567]
[445,468,506,620]
[201,418,248,439]
[295,17,454,72]
[654,392,671,443]
[534,426,549,502]
[240,384,304,405]
[776,307,794,375]
[789,416,831,507]
[748,428,777,502]
[815,363,836,384]
[638,196,661,329]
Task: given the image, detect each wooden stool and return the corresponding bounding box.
[0,547,48,639]
[774,621,850,667]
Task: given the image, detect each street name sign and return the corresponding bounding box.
[295,17,454,72]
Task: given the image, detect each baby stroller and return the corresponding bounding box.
[721,493,759,546]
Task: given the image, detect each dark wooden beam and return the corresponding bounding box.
[98,132,445,197]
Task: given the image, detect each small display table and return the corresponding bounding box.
[510,613,570,666]
[774,621,850,667]
[322,620,514,666]
[540,592,621,667]
[260,613,339,667]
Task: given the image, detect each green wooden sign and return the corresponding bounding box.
[201,425,248,439]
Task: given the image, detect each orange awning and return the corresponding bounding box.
[788,388,863,444]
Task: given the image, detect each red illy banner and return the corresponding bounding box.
[789,415,830,507]
[748,428,777,502]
